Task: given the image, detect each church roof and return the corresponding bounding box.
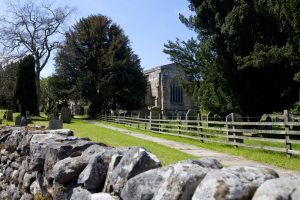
[143,63,175,74]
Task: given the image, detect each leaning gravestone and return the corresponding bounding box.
[6,110,13,121]
[49,118,63,130]
[15,115,27,127]
[226,113,244,143]
[61,107,71,123]
[25,111,32,123]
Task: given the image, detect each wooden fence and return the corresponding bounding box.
[99,110,300,157]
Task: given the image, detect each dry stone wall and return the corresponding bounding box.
[0,126,299,200]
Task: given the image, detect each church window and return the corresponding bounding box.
[170,80,183,104]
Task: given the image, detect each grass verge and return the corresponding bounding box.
[63,119,196,165]
[99,121,300,171]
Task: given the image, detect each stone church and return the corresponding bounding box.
[144,63,195,115]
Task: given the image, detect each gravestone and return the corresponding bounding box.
[49,119,63,130]
[186,109,198,130]
[15,115,27,127]
[265,116,272,130]
[213,114,222,121]
[61,107,71,123]
[149,107,161,131]
[6,110,13,121]
[207,112,214,127]
[150,107,160,119]
[185,109,197,121]
[25,111,32,123]
[226,113,244,143]
[293,118,300,131]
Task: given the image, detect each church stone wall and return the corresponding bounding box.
[144,63,195,114]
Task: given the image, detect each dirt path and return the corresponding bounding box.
[90,121,299,176]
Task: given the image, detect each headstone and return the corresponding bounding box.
[149,107,161,131]
[213,114,222,121]
[186,109,197,121]
[265,116,272,130]
[207,112,214,121]
[25,111,32,123]
[293,117,300,131]
[49,119,63,130]
[6,110,13,121]
[226,113,244,143]
[61,107,71,123]
[207,112,214,127]
[186,109,198,130]
[150,107,160,119]
[274,117,283,122]
[15,115,27,127]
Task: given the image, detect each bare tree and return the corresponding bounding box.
[0,0,74,115]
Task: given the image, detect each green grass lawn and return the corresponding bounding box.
[99,121,300,171]
[2,114,300,170]
[1,116,196,165]
[63,119,196,165]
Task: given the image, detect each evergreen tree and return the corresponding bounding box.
[0,62,17,109]
[14,55,38,116]
[54,15,147,118]
[164,0,300,116]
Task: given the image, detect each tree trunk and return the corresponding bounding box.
[35,71,40,116]
[34,55,41,116]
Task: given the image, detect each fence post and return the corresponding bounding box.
[284,110,292,158]
[137,112,140,129]
[145,114,147,130]
[198,113,204,142]
[149,111,152,130]
[226,113,237,147]
[158,114,161,132]
[232,114,237,147]
[177,113,181,135]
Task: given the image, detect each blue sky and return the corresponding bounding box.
[0,0,196,77]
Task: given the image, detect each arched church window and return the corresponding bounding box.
[170,79,183,105]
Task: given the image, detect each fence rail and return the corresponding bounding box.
[99,110,300,157]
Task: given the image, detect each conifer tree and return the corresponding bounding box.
[14,55,38,115]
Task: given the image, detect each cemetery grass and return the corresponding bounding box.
[0,115,196,165]
[63,119,197,166]
[100,121,300,171]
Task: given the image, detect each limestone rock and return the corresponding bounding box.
[47,129,74,136]
[43,138,94,181]
[29,134,65,171]
[252,176,300,200]
[78,148,125,191]
[5,129,26,153]
[179,158,223,169]
[109,147,161,194]
[67,186,92,200]
[17,134,33,156]
[192,166,279,200]
[53,156,89,185]
[20,193,34,200]
[22,172,36,191]
[0,127,13,143]
[91,193,120,200]
[121,162,211,200]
